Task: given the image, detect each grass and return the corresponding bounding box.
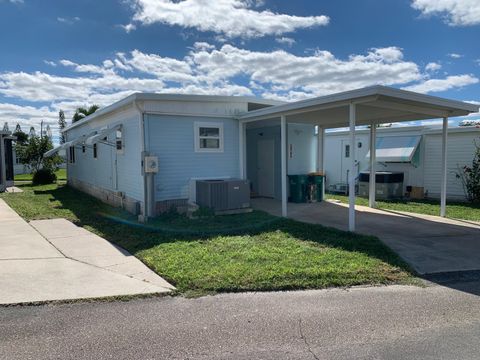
[326,194,480,222]
[0,184,417,297]
[14,168,67,182]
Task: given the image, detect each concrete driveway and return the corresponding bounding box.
[0,199,173,305]
[252,198,480,275]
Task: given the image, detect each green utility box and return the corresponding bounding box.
[308,174,324,202]
[288,175,309,203]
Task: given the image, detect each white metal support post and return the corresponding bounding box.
[0,136,5,192]
[239,121,246,179]
[317,126,326,198]
[368,123,376,208]
[281,115,288,217]
[440,116,448,217]
[348,103,356,232]
[316,126,324,172]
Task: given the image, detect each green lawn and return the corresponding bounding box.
[14,168,67,182]
[327,194,480,222]
[0,184,417,296]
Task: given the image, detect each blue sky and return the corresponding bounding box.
[0,0,479,139]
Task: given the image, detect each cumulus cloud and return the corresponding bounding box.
[57,16,81,25]
[0,103,59,138]
[1,43,478,135]
[44,60,57,67]
[275,37,296,46]
[125,0,329,38]
[411,0,480,26]
[403,74,479,93]
[425,62,441,72]
[448,53,463,59]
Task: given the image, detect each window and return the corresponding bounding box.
[194,122,223,152]
[69,146,75,164]
[115,128,123,153]
[93,143,97,159]
[82,145,86,153]
[345,144,350,158]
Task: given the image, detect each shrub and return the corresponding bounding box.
[457,141,480,203]
[32,168,57,185]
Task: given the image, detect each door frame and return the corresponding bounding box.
[257,138,275,198]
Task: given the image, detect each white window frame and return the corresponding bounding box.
[69,146,76,164]
[194,122,224,153]
[115,127,124,154]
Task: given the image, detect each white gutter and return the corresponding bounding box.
[63,93,283,133]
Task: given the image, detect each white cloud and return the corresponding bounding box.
[189,45,420,97]
[8,0,24,4]
[275,37,296,47]
[126,0,329,38]
[57,16,81,25]
[412,0,480,26]
[120,23,136,33]
[0,103,59,138]
[1,44,478,133]
[448,53,463,59]
[464,100,480,118]
[44,60,57,67]
[403,74,479,93]
[425,62,441,71]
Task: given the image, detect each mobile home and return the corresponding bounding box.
[324,125,480,201]
[45,86,478,229]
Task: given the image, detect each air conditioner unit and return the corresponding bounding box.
[358,172,404,199]
[196,179,250,211]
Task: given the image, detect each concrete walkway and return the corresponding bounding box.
[252,198,480,275]
[0,199,174,305]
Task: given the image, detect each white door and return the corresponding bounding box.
[257,139,275,198]
[340,139,352,183]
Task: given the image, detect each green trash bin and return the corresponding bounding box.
[309,174,325,202]
[288,175,309,203]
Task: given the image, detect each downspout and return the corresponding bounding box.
[134,100,148,220]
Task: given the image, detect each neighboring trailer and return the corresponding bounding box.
[324,125,480,201]
[0,130,15,192]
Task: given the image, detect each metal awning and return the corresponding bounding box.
[366,135,421,163]
[237,85,480,232]
[44,130,98,158]
[44,140,74,158]
[240,85,478,128]
[85,125,120,146]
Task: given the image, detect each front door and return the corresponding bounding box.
[257,139,275,198]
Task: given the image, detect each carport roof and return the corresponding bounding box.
[239,85,479,127]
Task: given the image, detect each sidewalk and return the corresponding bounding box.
[0,199,174,305]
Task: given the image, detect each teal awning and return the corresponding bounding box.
[367,135,421,163]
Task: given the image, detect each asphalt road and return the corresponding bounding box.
[1,280,480,360]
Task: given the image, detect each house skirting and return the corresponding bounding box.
[155,198,188,214]
[68,178,141,215]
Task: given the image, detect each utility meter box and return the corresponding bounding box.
[144,156,159,173]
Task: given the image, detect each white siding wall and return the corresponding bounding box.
[146,114,240,201]
[325,127,480,200]
[424,132,478,200]
[66,105,143,202]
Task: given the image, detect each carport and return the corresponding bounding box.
[238,86,479,231]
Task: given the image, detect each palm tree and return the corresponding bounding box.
[72,105,99,123]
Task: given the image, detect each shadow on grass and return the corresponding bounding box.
[31,185,414,279]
